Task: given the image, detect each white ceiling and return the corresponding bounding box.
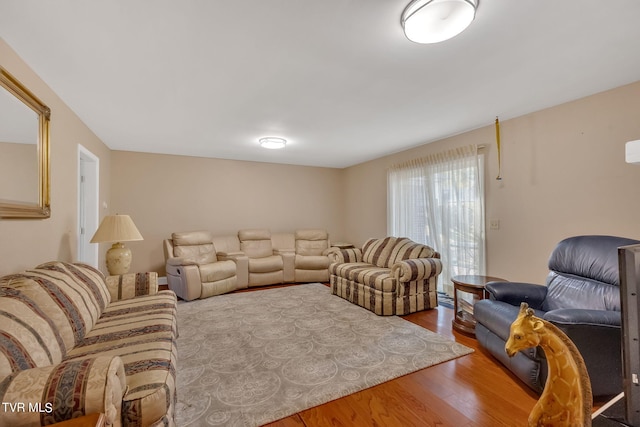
[1,0,640,168]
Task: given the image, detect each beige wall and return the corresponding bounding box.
[0,38,112,276]
[110,151,346,275]
[343,81,640,284]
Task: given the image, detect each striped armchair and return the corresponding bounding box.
[0,262,177,427]
[328,237,442,315]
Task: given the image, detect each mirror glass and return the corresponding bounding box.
[0,67,51,218]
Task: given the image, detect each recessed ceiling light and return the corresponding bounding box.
[259,137,287,149]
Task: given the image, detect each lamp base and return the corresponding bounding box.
[106,242,132,275]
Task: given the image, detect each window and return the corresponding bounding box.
[388,145,485,294]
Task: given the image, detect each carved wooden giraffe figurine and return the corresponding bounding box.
[505,302,592,427]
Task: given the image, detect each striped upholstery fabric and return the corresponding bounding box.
[66,291,177,427]
[0,262,177,427]
[330,237,442,316]
[106,272,158,301]
[0,262,110,380]
[0,355,126,427]
[362,237,438,268]
[327,247,363,264]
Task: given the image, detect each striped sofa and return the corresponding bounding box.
[329,237,443,315]
[0,262,177,427]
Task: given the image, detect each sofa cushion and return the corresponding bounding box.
[542,235,640,312]
[362,237,400,268]
[248,255,283,273]
[296,239,328,257]
[362,237,438,269]
[0,280,67,379]
[66,290,177,427]
[295,255,330,270]
[199,260,236,283]
[295,229,327,241]
[295,230,328,256]
[331,263,396,292]
[0,263,110,380]
[330,262,371,279]
[172,231,217,264]
[352,268,396,293]
[239,229,274,258]
[172,230,213,247]
[386,238,438,265]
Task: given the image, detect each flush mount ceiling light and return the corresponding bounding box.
[401,0,478,44]
[259,137,287,149]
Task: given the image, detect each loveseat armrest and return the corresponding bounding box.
[391,258,443,282]
[544,308,621,328]
[166,257,198,266]
[0,355,126,427]
[485,281,548,309]
[216,251,245,259]
[217,251,249,289]
[327,247,363,264]
[106,271,159,301]
[274,249,295,282]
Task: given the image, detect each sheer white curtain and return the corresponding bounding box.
[388,145,486,295]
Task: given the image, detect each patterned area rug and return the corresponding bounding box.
[175,283,473,426]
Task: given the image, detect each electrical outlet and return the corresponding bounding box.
[490,219,500,230]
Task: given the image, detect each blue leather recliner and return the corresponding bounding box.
[475,235,640,397]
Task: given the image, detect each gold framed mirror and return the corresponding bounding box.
[0,67,51,218]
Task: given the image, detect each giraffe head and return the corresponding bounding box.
[505,302,544,357]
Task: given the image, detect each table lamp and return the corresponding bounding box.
[90,214,143,275]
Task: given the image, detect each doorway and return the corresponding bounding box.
[78,145,99,267]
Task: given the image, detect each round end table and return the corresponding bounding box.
[451,274,506,336]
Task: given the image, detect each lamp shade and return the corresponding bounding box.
[90,214,143,243]
[402,0,477,44]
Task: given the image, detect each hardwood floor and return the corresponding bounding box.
[259,297,538,427]
[232,284,607,426]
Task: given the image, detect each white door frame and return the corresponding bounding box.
[77,145,100,267]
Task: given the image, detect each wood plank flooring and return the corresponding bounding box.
[233,284,604,426]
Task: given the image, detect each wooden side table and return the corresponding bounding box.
[451,275,506,336]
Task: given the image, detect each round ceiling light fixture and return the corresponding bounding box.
[401,0,478,44]
[259,137,287,149]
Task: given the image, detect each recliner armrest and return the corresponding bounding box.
[165,263,202,300]
[544,308,621,327]
[485,281,548,309]
[217,252,249,289]
[273,248,295,255]
[274,249,295,282]
[217,251,245,259]
[166,257,198,266]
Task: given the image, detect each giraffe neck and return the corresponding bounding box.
[538,328,579,378]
